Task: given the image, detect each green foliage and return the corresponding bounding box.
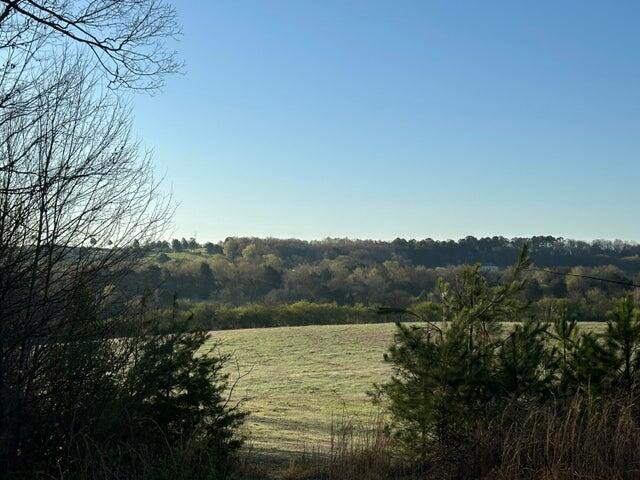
[560,296,640,395]
[497,319,555,397]
[151,301,384,332]
[123,333,247,455]
[7,290,246,478]
[376,248,640,462]
[603,296,640,388]
[374,248,534,458]
[131,236,640,326]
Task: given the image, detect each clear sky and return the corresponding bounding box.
[134,0,640,242]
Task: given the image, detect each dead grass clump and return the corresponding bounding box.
[485,395,640,480]
[280,396,640,480]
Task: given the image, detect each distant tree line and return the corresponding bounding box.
[146,236,640,271]
[112,236,640,328]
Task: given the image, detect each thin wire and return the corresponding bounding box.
[527,267,640,289]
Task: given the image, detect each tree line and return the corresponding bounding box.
[151,235,640,271]
[110,236,640,331]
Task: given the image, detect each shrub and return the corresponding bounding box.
[376,246,640,468]
[374,248,534,459]
[2,289,246,479]
[123,332,247,456]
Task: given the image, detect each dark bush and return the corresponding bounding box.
[2,289,246,479]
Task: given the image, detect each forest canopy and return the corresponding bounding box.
[115,236,640,331]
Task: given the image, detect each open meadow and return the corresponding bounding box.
[211,321,605,458]
[212,323,396,456]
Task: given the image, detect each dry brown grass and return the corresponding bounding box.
[485,396,640,480]
[272,395,640,480]
[279,413,420,480]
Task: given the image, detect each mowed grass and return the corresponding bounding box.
[209,323,395,456]
[207,322,605,457]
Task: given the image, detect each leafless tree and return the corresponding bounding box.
[0,0,181,89]
[0,49,173,471]
[0,0,180,471]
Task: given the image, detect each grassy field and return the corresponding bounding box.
[208,321,605,457]
[211,323,396,456]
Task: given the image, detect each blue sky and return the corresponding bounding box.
[134,1,640,242]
